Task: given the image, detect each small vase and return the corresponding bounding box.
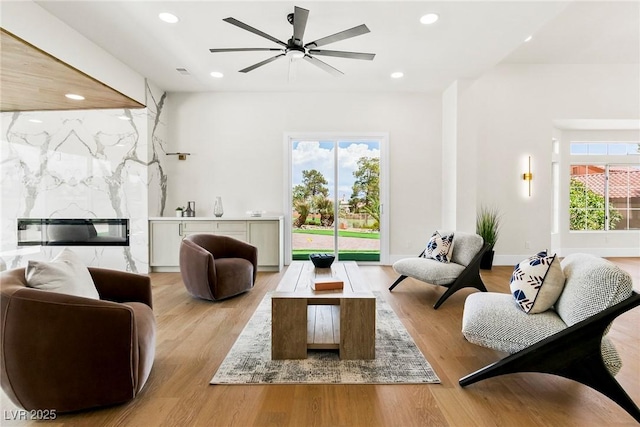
[214,196,224,217]
[184,201,195,217]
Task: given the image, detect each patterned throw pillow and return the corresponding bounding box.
[422,231,455,263]
[510,251,566,314]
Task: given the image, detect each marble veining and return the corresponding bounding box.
[0,82,168,273]
[146,80,168,217]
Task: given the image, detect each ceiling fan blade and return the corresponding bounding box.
[239,54,285,73]
[210,48,283,53]
[292,6,309,46]
[303,55,343,77]
[223,17,287,47]
[304,24,370,49]
[308,49,375,60]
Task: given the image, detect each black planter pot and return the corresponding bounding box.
[480,250,495,270]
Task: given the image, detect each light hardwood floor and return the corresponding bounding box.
[2,259,639,426]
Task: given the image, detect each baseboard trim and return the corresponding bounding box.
[495,249,640,266]
[390,249,639,268]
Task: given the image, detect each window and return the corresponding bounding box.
[568,142,640,231]
[569,164,640,230]
[608,165,640,230]
[570,142,640,155]
[286,133,389,264]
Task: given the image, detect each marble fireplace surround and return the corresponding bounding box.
[0,82,167,274]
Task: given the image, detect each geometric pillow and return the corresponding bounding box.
[25,248,100,300]
[510,251,566,314]
[422,231,455,263]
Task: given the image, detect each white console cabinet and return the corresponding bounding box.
[149,216,283,272]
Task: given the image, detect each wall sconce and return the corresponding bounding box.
[166,152,190,160]
[522,156,533,196]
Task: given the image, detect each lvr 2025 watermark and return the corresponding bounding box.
[3,409,57,420]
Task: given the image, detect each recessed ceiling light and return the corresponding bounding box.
[391,72,404,79]
[524,35,533,42]
[159,12,179,24]
[118,116,131,121]
[28,119,43,123]
[65,93,84,100]
[210,71,224,78]
[420,13,439,25]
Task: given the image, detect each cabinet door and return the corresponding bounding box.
[248,221,281,268]
[150,221,183,266]
[212,221,248,242]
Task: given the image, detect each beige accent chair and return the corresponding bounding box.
[460,253,640,423]
[390,231,489,309]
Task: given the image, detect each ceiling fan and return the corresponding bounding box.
[209,6,375,76]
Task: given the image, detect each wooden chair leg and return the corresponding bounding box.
[389,275,408,291]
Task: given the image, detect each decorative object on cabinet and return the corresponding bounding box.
[175,207,184,217]
[214,196,224,217]
[184,201,195,217]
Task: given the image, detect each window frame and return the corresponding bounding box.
[567,142,640,232]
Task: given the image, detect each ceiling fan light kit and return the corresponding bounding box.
[210,6,375,76]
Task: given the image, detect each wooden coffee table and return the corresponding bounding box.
[271,261,376,360]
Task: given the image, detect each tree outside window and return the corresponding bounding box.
[569,165,624,230]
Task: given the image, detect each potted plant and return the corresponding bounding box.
[476,205,501,270]
[175,207,184,217]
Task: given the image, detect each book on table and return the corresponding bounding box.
[311,277,344,291]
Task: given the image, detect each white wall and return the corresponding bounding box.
[442,79,479,233]
[165,91,441,261]
[465,64,640,264]
[441,83,458,230]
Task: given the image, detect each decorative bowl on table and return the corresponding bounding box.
[309,253,335,269]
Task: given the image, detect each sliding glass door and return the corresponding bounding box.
[287,134,387,264]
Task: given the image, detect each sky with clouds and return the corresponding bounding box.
[292,140,380,201]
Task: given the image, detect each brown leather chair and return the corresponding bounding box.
[0,267,156,413]
[180,234,257,301]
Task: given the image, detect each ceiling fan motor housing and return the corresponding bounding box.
[286,42,306,58]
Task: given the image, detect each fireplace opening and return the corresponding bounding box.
[17,218,129,246]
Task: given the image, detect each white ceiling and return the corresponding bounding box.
[35,1,640,94]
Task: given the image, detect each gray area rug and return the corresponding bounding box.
[210,292,440,384]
